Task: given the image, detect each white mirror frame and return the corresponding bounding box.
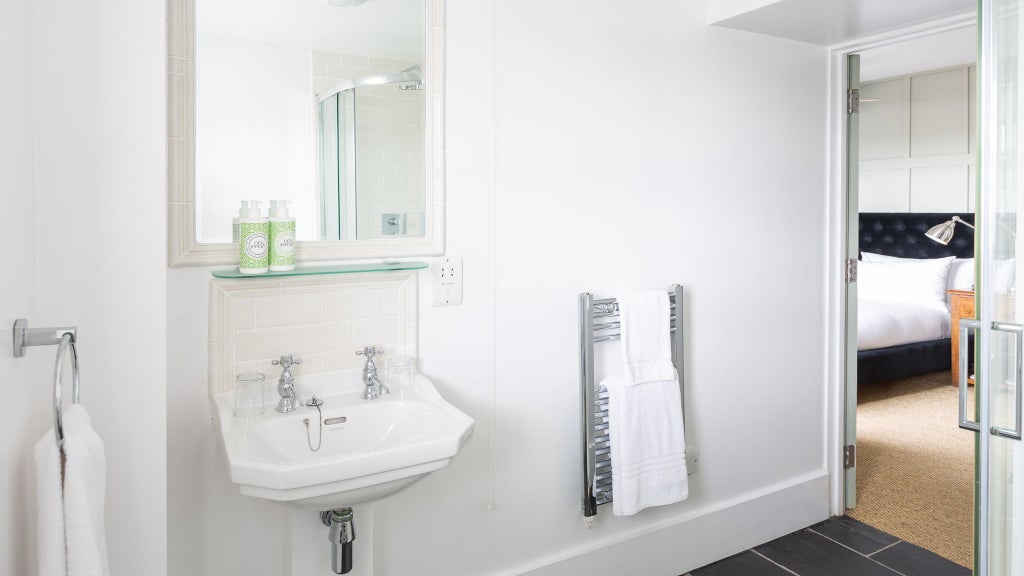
[167,0,445,267]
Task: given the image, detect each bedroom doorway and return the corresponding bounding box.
[844,26,978,571]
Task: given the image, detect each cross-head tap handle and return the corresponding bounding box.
[272,355,302,368]
[356,346,382,358]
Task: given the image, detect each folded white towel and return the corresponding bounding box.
[603,376,688,516]
[35,405,110,576]
[617,291,675,385]
[602,289,687,516]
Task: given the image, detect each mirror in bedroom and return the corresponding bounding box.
[167,0,445,266]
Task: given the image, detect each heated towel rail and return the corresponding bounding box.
[578,285,685,521]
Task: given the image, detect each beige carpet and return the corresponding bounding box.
[847,370,975,568]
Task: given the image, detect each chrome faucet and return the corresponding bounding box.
[356,346,389,400]
[272,355,303,413]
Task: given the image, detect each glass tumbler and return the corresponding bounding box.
[388,357,415,390]
[234,372,266,418]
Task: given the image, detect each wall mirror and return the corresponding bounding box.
[168,0,445,266]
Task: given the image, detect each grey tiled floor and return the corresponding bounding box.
[686,516,970,576]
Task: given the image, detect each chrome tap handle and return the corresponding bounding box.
[356,347,382,358]
[272,355,302,368]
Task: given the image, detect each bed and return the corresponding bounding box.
[857,212,975,385]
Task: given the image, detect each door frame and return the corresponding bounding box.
[825,12,978,515]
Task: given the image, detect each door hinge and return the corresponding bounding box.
[846,258,858,284]
[847,88,860,114]
[844,445,856,469]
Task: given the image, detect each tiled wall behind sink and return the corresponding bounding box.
[208,271,418,395]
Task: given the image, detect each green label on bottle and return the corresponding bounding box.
[270,220,296,267]
[239,221,270,270]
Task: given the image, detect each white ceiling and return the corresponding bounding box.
[197,0,423,61]
[709,0,976,46]
[860,25,976,82]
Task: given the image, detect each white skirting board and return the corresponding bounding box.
[516,472,830,576]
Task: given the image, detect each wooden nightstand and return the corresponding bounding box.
[948,290,975,387]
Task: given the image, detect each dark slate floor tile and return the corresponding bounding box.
[689,550,793,576]
[871,541,971,576]
[809,516,900,555]
[755,530,902,576]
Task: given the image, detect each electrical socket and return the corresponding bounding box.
[431,256,463,306]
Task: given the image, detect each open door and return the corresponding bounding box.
[971,1,1024,573]
[844,53,861,510]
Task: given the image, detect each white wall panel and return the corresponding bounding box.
[910,165,969,211]
[860,168,910,212]
[860,79,907,161]
[910,68,968,157]
[0,2,45,575]
[33,0,168,573]
[860,65,974,213]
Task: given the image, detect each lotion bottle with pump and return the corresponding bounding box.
[238,201,269,274]
[269,199,296,271]
[232,200,250,243]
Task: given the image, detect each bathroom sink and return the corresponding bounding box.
[213,372,473,510]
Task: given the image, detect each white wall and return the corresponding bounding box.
[0,2,44,574]
[168,0,829,574]
[196,37,314,243]
[859,65,977,213]
[31,0,168,574]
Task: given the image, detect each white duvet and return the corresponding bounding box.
[857,298,950,352]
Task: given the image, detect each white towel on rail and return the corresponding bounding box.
[617,291,675,384]
[35,405,110,576]
[602,290,687,516]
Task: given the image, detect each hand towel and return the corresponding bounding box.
[62,405,109,576]
[35,405,110,576]
[35,431,67,576]
[603,376,688,516]
[617,291,675,385]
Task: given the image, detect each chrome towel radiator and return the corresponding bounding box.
[578,285,685,521]
[13,319,80,449]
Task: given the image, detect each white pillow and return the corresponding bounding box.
[948,258,975,291]
[861,252,973,292]
[858,258,955,306]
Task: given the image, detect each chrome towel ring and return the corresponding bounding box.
[12,319,81,449]
[53,332,81,449]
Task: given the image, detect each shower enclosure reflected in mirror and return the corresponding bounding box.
[317,65,425,241]
[168,0,444,266]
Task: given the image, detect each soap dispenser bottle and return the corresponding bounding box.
[238,201,269,274]
[232,200,250,243]
[269,199,296,272]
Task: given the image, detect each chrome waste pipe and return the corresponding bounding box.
[321,508,355,574]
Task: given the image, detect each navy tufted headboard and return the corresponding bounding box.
[859,212,975,260]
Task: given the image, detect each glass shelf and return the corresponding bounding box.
[211,261,428,279]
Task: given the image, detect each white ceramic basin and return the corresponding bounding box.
[213,372,473,510]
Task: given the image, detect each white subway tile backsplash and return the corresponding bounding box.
[352,317,401,347]
[323,349,364,373]
[324,290,382,321]
[233,298,255,330]
[209,271,417,395]
[235,329,290,361]
[256,294,321,327]
[279,276,324,295]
